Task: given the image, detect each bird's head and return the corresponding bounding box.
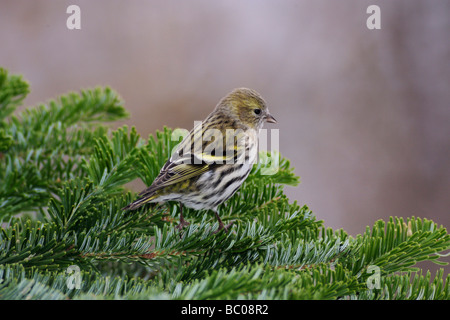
[216,88,276,130]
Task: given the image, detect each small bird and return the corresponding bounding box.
[123,88,276,233]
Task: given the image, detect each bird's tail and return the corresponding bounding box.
[122,193,158,211]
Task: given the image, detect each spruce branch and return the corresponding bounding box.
[0,67,449,300]
[0,67,29,123]
[349,269,450,300]
[342,217,450,278]
[0,83,128,218]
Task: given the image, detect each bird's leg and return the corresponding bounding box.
[212,210,233,234]
[176,202,190,231]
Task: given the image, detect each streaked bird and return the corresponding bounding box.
[123,88,276,233]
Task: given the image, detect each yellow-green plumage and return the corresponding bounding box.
[123,88,276,233]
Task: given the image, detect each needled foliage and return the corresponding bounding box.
[0,67,449,300]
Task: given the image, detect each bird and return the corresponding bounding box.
[122,88,277,233]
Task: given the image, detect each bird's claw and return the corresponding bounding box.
[213,221,234,234]
[176,219,190,231]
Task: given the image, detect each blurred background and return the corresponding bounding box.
[1,1,449,270]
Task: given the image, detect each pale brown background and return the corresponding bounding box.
[1,1,449,272]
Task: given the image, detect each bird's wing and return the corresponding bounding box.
[138,125,247,196]
[174,123,247,165]
[123,125,250,210]
[138,161,209,196]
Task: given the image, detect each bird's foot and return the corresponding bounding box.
[213,221,234,234]
[176,218,190,231]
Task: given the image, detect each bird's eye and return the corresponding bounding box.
[253,109,261,115]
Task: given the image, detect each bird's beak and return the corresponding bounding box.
[265,113,277,123]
